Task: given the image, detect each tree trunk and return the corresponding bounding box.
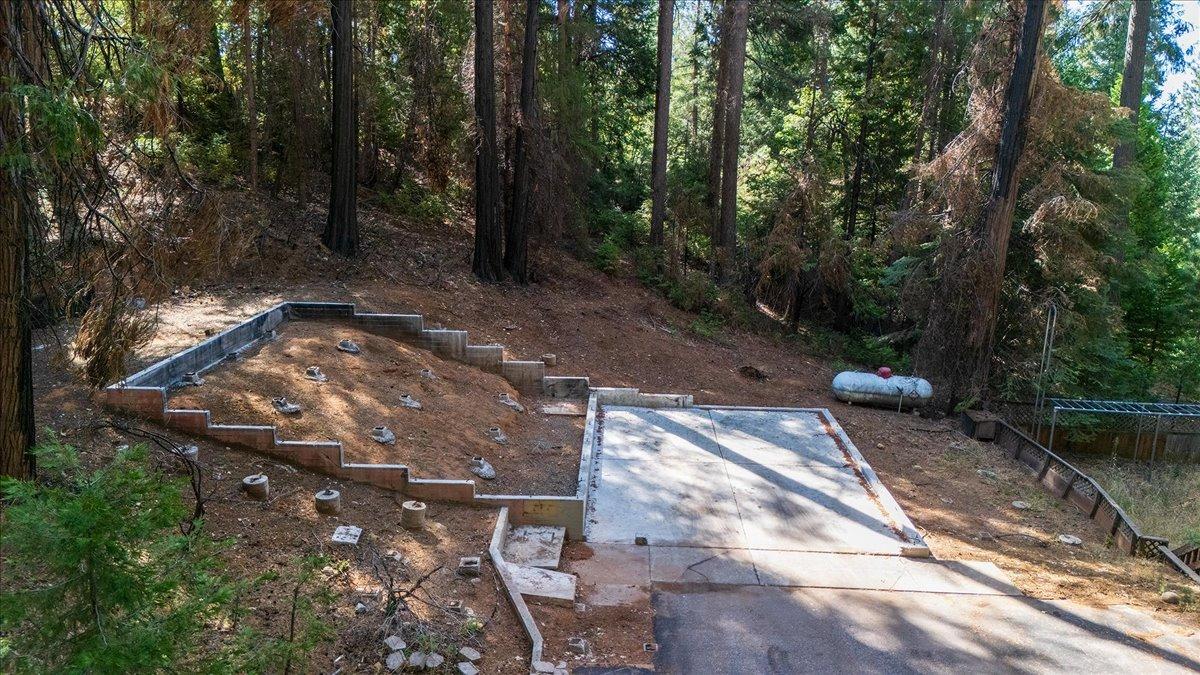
[914,0,1049,414]
[504,0,539,283]
[0,0,36,479]
[473,0,504,281]
[707,1,729,266]
[1113,0,1150,170]
[243,2,258,189]
[649,0,674,248]
[323,0,358,255]
[912,0,948,168]
[715,0,748,282]
[842,6,879,241]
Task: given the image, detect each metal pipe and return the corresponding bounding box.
[1048,408,1059,456]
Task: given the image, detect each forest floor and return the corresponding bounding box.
[30,192,1199,671]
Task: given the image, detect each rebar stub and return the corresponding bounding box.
[242,474,269,500]
[370,425,396,444]
[315,488,341,514]
[304,365,328,382]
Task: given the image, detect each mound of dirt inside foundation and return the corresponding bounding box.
[169,321,584,495]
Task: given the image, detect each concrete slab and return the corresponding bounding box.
[587,456,747,547]
[708,409,839,467]
[508,564,576,607]
[653,585,1200,674]
[724,461,907,554]
[649,546,759,585]
[504,525,566,569]
[567,544,650,585]
[750,551,1021,595]
[598,407,723,463]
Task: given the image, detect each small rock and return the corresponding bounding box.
[738,364,768,380]
[336,339,362,354]
[385,651,406,671]
[1012,500,1031,510]
[408,651,428,668]
[876,443,885,449]
[1057,534,1082,546]
[1161,590,1181,605]
[977,469,998,480]
[573,602,587,615]
[384,636,407,651]
[425,653,445,669]
[458,647,481,662]
[354,602,368,614]
[457,663,480,675]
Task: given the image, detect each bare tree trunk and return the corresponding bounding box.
[912,0,948,169]
[649,0,674,248]
[1113,0,1150,170]
[323,0,358,255]
[915,0,1049,414]
[842,5,879,241]
[0,0,36,479]
[243,2,258,189]
[473,0,504,281]
[504,0,539,283]
[706,0,729,235]
[715,0,747,282]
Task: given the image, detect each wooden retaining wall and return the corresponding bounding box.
[964,414,1200,586]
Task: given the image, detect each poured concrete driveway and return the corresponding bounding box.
[578,404,1200,673]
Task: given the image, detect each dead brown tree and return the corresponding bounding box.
[914,0,1050,414]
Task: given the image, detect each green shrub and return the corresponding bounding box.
[0,441,232,672]
[666,269,718,313]
[689,310,724,341]
[593,236,621,274]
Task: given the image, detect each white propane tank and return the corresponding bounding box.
[832,371,933,409]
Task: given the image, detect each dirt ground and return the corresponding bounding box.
[27,194,1198,672]
[169,322,584,496]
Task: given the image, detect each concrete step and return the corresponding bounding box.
[504,525,567,569]
[508,563,576,607]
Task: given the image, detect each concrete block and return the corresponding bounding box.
[208,424,277,451]
[275,441,343,472]
[501,360,545,391]
[463,344,504,370]
[542,376,590,399]
[163,409,211,433]
[508,563,576,606]
[406,478,477,502]
[504,525,567,569]
[420,329,468,357]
